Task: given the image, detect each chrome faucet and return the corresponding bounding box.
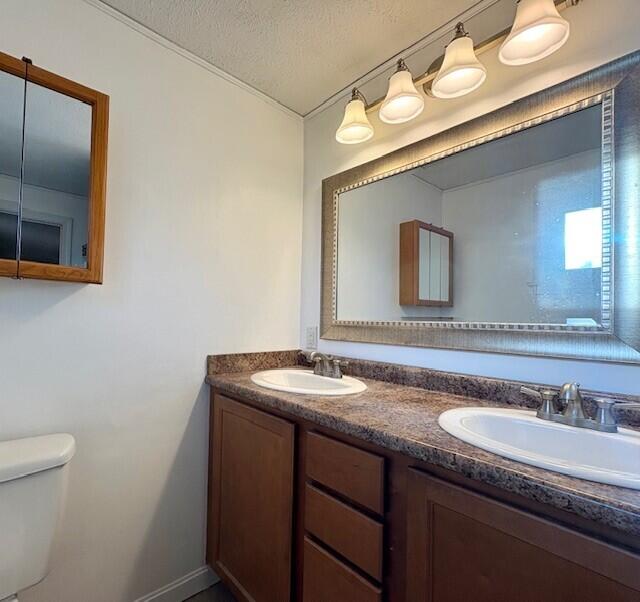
[308,351,349,379]
[521,382,640,433]
[558,382,590,427]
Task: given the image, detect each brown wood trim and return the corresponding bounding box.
[0,50,27,78]
[399,221,418,306]
[18,64,109,284]
[18,261,98,283]
[408,468,640,592]
[0,259,18,279]
[406,468,431,602]
[25,63,101,105]
[306,431,385,515]
[86,90,109,283]
[305,483,384,581]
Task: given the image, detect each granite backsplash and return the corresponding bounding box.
[206,350,640,428]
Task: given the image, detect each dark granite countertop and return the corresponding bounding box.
[206,368,640,539]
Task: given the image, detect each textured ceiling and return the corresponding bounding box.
[100,0,481,115]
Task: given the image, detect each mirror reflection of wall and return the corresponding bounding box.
[336,104,604,326]
[0,69,25,261]
[21,82,92,267]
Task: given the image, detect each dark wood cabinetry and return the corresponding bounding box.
[207,390,640,602]
[302,537,382,602]
[406,469,640,602]
[306,432,385,515]
[304,484,383,581]
[207,394,295,602]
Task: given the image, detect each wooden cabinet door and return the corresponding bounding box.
[208,394,295,602]
[406,469,640,602]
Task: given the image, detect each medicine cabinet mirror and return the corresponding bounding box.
[322,51,640,363]
[0,50,108,284]
[399,220,453,308]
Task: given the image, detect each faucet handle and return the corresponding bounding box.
[520,386,558,419]
[520,386,542,401]
[331,358,349,378]
[593,398,640,432]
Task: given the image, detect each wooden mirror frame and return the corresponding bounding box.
[0,50,109,284]
[321,51,640,364]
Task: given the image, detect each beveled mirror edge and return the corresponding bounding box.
[321,50,640,364]
[0,49,109,284]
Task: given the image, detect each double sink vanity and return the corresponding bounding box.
[205,51,640,602]
[205,351,640,602]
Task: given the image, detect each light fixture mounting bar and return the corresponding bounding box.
[362,0,579,114]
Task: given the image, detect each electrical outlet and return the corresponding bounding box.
[305,326,318,350]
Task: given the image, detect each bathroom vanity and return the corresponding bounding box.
[205,354,640,602]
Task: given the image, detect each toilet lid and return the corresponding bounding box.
[0,434,76,484]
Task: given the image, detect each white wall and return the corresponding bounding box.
[301,0,640,395]
[0,2,302,602]
[441,150,601,324]
[337,174,442,320]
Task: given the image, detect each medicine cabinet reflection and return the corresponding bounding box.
[0,51,108,284]
[400,220,453,307]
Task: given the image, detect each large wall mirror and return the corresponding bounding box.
[322,51,640,363]
[0,51,108,284]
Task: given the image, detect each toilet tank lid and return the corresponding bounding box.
[0,434,76,484]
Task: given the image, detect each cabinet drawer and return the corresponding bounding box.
[305,484,383,581]
[306,432,384,514]
[303,537,382,602]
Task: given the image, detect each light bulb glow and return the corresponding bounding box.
[432,34,487,99]
[379,68,424,124]
[336,97,374,144]
[499,0,570,66]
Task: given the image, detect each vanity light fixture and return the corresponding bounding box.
[336,88,374,144]
[335,0,578,144]
[431,22,487,99]
[499,0,570,66]
[379,59,425,124]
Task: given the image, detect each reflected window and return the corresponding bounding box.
[564,207,602,270]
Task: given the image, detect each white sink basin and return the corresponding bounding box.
[439,407,640,490]
[251,369,367,396]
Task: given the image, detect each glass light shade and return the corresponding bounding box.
[432,35,487,99]
[379,69,424,124]
[499,0,570,65]
[336,97,374,144]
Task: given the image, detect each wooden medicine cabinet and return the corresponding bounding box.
[0,50,108,283]
[400,220,453,307]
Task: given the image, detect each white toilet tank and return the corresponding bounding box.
[0,434,76,601]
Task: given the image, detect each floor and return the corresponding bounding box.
[187,582,236,602]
